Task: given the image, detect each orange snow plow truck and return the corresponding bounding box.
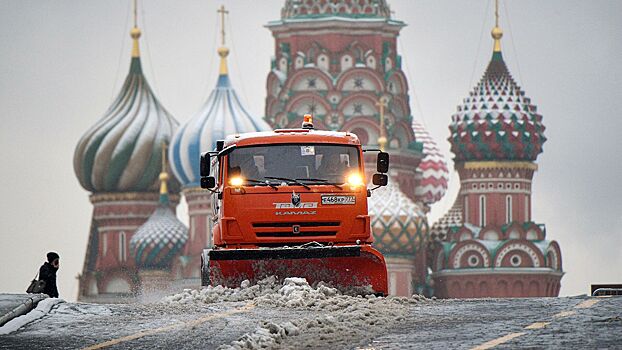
[199,115,390,295]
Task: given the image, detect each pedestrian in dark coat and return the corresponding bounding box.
[39,252,60,298]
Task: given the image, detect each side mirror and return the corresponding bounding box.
[377,152,389,173]
[200,152,211,177]
[216,140,225,152]
[372,174,388,186]
[200,176,216,189]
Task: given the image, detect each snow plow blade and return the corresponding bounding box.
[202,245,388,295]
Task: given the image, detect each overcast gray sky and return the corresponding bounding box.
[1,0,620,300]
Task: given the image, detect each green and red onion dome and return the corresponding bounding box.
[449,52,546,162]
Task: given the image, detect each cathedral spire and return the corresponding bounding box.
[217,5,230,76]
[131,0,141,58]
[491,0,503,58]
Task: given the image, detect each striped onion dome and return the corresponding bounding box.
[368,176,428,256]
[74,26,179,193]
[170,45,271,187]
[449,30,545,162]
[412,120,449,204]
[131,169,188,269]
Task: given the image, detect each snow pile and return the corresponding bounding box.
[164,277,427,349]
[163,276,376,310]
[0,298,65,335]
[254,277,344,309]
[162,276,281,304]
[220,321,300,350]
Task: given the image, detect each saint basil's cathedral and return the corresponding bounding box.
[73,0,562,302]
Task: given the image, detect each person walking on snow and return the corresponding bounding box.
[39,252,59,298]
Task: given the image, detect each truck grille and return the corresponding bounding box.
[252,221,339,238]
[253,222,339,228]
[255,231,337,237]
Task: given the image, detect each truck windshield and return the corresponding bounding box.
[227,144,360,185]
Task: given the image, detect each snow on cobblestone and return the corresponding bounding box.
[0,298,65,335]
[164,277,427,349]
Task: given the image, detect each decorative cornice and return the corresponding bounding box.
[460,161,538,171]
[90,192,180,204]
[432,267,564,277]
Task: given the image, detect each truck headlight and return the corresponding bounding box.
[229,176,244,187]
[347,173,364,187]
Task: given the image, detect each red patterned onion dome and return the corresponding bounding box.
[412,121,449,204]
[368,177,428,256]
[282,0,391,19]
[449,50,546,162]
[73,26,179,193]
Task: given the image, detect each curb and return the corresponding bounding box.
[0,294,48,327]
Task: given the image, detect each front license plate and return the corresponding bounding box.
[321,195,355,205]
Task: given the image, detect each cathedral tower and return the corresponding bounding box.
[265,0,449,295]
[73,3,180,302]
[430,1,563,298]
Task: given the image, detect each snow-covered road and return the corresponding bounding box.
[0,278,620,349]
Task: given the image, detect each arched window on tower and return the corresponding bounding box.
[190,217,196,242]
[525,194,530,221]
[119,231,127,262]
[317,54,329,71]
[506,195,513,224]
[295,56,304,69]
[464,196,469,224]
[278,57,288,74]
[341,55,353,72]
[366,55,376,70]
[479,195,486,227]
[385,57,393,72]
[102,233,107,257]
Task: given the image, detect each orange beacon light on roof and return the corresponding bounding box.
[302,114,314,129]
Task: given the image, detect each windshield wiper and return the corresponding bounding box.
[264,176,311,190]
[245,178,278,190]
[295,178,343,190]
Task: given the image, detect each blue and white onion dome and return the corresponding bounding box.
[131,159,188,269]
[170,42,271,188]
[74,25,180,193]
[368,175,428,256]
